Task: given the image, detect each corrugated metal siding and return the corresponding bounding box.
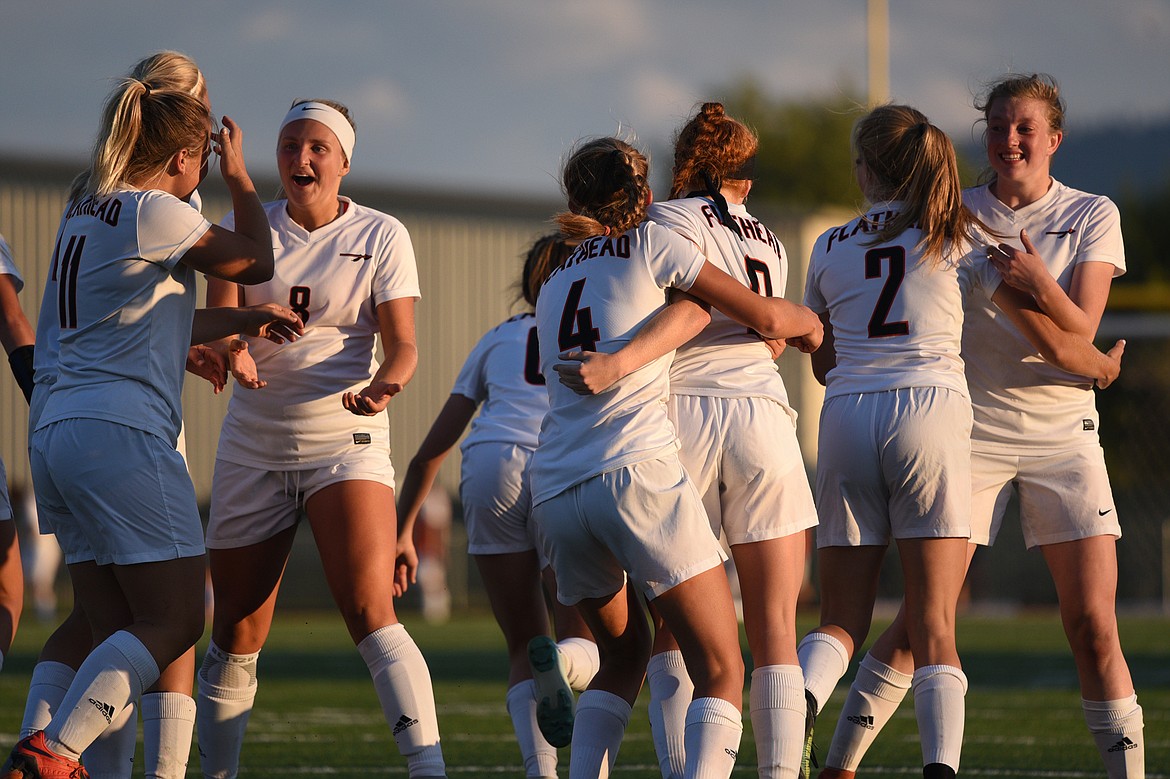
[0,158,834,506]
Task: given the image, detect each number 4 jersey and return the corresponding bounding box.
[529,222,706,507]
[803,200,998,401]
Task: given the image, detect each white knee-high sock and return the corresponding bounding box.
[196,641,260,779]
[647,650,693,779]
[749,664,805,779]
[82,700,137,779]
[683,696,742,779]
[827,652,912,771]
[1084,694,1145,779]
[506,680,558,778]
[46,630,160,761]
[558,637,600,691]
[142,691,197,779]
[21,661,76,737]
[912,665,966,772]
[357,623,446,778]
[570,689,631,779]
[796,632,850,715]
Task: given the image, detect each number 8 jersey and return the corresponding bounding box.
[215,197,420,469]
[529,222,705,507]
[803,200,997,400]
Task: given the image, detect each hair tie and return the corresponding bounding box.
[729,155,756,180]
[917,122,929,138]
[701,171,743,239]
[143,83,152,97]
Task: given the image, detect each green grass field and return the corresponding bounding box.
[1,610,1166,777]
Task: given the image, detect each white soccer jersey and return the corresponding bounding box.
[215,197,420,469]
[451,312,548,453]
[529,222,706,506]
[35,190,210,445]
[804,200,997,400]
[649,198,792,407]
[962,181,1126,454]
[0,235,23,291]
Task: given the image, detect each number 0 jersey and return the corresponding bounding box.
[649,198,794,409]
[450,312,548,453]
[530,222,706,506]
[215,197,420,469]
[962,181,1126,454]
[804,200,997,400]
[35,190,210,445]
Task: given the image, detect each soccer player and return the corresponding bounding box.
[196,99,447,779]
[13,52,278,779]
[639,102,819,779]
[2,58,295,779]
[530,136,822,779]
[796,104,1123,779]
[395,234,600,778]
[818,75,1144,779]
[0,231,34,675]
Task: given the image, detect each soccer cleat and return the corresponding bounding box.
[1,731,90,779]
[527,635,575,748]
[800,689,819,779]
[922,763,956,779]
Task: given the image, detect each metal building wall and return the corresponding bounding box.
[0,157,832,508]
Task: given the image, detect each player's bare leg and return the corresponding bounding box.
[0,518,22,667]
[478,550,560,776]
[198,526,295,779]
[309,480,446,778]
[1043,536,1144,778]
[897,536,969,777]
[570,583,650,779]
[652,565,744,779]
[733,533,807,778]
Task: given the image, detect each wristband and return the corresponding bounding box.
[8,344,34,405]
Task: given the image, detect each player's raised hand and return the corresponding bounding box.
[215,115,253,188]
[343,381,403,416]
[989,229,1049,297]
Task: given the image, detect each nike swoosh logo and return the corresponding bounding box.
[340,253,372,262]
[1098,509,1113,516]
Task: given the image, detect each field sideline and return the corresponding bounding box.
[1,610,1166,778]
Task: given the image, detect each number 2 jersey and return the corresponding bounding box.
[529,222,706,507]
[450,312,548,454]
[804,200,998,400]
[214,197,420,469]
[34,189,210,445]
[649,197,795,411]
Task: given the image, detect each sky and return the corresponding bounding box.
[2,0,1168,199]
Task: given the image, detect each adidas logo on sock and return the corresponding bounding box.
[88,697,116,724]
[392,714,420,735]
[1108,737,1137,752]
[846,714,875,730]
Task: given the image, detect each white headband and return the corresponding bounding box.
[278,102,355,163]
